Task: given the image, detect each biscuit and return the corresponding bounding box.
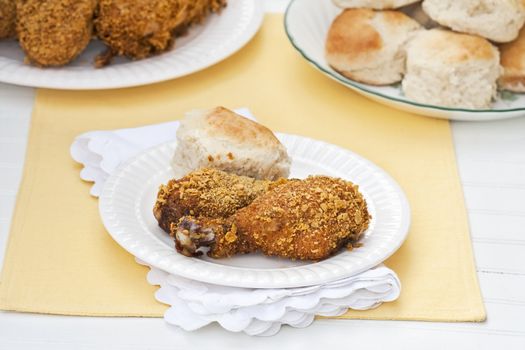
[402,29,501,109]
[326,9,421,85]
[172,107,291,180]
[422,0,525,43]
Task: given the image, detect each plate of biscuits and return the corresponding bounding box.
[285,0,525,121]
[99,107,411,288]
[0,0,262,90]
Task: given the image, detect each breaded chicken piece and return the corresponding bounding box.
[173,0,227,34]
[0,0,16,39]
[95,0,181,64]
[153,168,285,233]
[174,176,371,260]
[16,0,96,66]
[94,0,226,66]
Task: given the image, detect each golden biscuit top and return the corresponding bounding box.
[409,29,497,64]
[204,107,282,149]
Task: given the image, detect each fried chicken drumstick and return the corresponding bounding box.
[16,0,96,66]
[173,176,371,260]
[153,168,285,233]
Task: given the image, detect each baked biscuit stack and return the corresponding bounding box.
[326,0,525,109]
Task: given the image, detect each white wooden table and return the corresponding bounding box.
[1,1,524,348]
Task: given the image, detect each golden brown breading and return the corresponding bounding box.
[94,0,226,66]
[95,0,181,63]
[173,0,227,34]
[173,176,371,260]
[0,0,16,39]
[16,0,96,66]
[153,168,283,233]
[235,176,370,260]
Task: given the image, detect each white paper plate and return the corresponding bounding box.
[99,134,410,288]
[0,0,263,90]
[284,0,525,121]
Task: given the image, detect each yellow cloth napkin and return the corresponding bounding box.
[0,14,485,321]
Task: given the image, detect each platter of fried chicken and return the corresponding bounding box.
[99,107,410,288]
[0,0,263,89]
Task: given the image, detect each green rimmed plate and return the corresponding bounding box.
[284,0,525,121]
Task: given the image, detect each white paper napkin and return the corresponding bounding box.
[70,108,401,336]
[139,259,399,336]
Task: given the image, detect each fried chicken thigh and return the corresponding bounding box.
[16,0,96,66]
[95,0,181,64]
[94,0,226,66]
[174,176,371,260]
[154,168,283,233]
